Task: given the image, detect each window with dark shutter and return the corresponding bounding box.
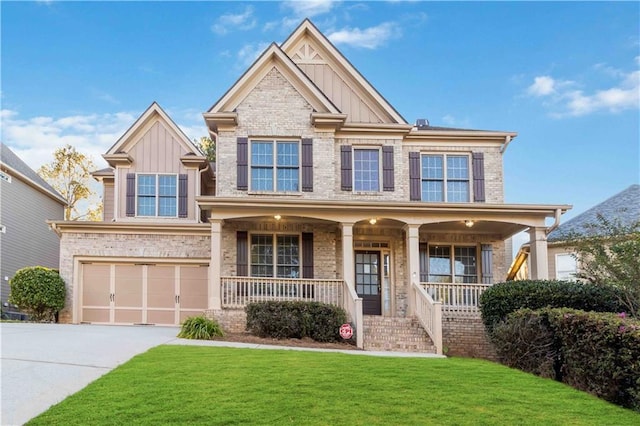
[472,152,486,203]
[409,152,421,201]
[237,137,248,190]
[481,244,493,284]
[301,138,313,192]
[178,174,188,218]
[340,145,352,191]
[236,231,248,276]
[382,146,394,191]
[126,173,135,216]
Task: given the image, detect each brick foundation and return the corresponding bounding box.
[206,309,247,333]
[442,315,497,360]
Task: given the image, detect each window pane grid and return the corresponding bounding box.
[426,245,478,283]
[250,140,299,192]
[354,149,379,191]
[250,234,300,278]
[421,154,469,202]
[137,174,177,217]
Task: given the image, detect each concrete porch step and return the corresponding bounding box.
[363,315,436,353]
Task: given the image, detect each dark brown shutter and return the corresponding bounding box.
[301,138,313,192]
[409,152,421,201]
[236,231,248,276]
[472,152,485,203]
[340,145,352,191]
[419,243,429,282]
[481,244,493,284]
[382,146,394,191]
[302,233,314,278]
[126,173,135,216]
[237,137,248,191]
[178,174,188,218]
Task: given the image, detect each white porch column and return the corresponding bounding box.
[341,222,355,286]
[404,224,420,316]
[209,219,223,310]
[528,226,549,280]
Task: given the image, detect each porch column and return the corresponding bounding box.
[404,224,420,316]
[209,219,223,310]
[528,226,549,280]
[341,222,355,286]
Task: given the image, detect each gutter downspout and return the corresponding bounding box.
[545,208,562,235]
[499,135,512,154]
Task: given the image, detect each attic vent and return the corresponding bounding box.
[416,119,429,130]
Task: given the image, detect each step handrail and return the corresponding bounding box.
[412,281,443,355]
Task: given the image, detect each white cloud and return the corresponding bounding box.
[327,22,401,49]
[211,6,257,35]
[441,115,470,128]
[281,0,337,18]
[237,42,271,67]
[0,109,207,171]
[526,60,639,117]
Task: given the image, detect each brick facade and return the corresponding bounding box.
[443,315,497,360]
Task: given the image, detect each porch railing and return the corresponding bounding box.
[412,281,443,355]
[342,280,364,349]
[221,276,344,308]
[420,282,491,317]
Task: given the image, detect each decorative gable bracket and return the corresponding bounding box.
[103,153,133,167]
[310,112,347,130]
[180,154,208,169]
[203,112,238,133]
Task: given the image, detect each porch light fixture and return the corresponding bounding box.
[274,215,282,221]
[465,220,475,228]
[369,218,377,225]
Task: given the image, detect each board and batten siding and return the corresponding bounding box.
[0,174,64,306]
[115,121,198,221]
[102,180,115,222]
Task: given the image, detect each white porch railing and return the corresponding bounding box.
[341,280,364,349]
[221,276,344,308]
[420,282,491,317]
[412,281,443,355]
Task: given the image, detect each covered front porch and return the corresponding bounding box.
[198,197,569,353]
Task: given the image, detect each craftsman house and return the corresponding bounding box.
[51,20,569,356]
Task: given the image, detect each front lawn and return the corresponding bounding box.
[29,346,639,425]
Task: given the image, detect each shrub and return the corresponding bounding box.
[479,280,626,334]
[491,309,560,379]
[548,309,640,410]
[246,301,347,342]
[178,315,224,340]
[9,266,66,322]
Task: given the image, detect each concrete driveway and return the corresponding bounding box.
[1,323,179,425]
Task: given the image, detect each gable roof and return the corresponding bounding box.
[207,42,340,115]
[281,19,407,125]
[0,142,67,205]
[106,102,201,157]
[548,184,640,242]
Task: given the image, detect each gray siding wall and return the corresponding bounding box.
[0,175,64,307]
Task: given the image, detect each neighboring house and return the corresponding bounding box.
[1,143,66,317]
[507,184,640,281]
[50,20,569,355]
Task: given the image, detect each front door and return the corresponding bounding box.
[355,251,382,315]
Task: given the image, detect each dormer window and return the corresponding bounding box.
[250,139,299,192]
[137,174,177,217]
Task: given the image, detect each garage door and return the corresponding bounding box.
[81,263,208,325]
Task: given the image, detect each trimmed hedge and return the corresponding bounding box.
[493,308,640,411]
[9,266,66,322]
[479,280,626,333]
[246,301,348,343]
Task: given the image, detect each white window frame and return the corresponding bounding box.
[425,243,479,283]
[249,232,301,279]
[555,253,578,281]
[420,153,472,202]
[136,173,178,217]
[0,171,11,183]
[249,139,301,193]
[353,146,382,192]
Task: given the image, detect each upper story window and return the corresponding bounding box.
[250,234,300,278]
[137,174,177,217]
[421,154,470,202]
[251,140,299,192]
[353,148,380,192]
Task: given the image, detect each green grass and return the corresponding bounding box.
[29,346,639,425]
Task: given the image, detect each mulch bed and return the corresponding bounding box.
[215,332,361,351]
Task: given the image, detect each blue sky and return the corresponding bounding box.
[2,1,639,231]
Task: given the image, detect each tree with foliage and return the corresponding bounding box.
[9,266,66,322]
[566,214,640,317]
[38,144,101,220]
[196,136,215,162]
